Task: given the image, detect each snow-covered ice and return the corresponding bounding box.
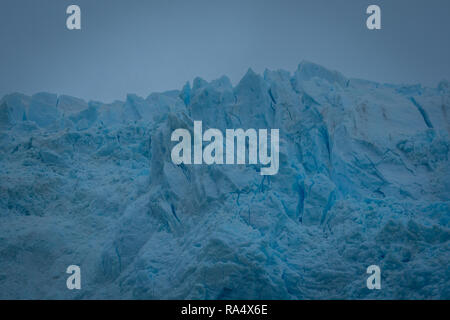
[0,61,449,299]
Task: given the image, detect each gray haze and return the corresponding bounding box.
[1,0,449,102]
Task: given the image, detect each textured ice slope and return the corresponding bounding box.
[0,61,449,299]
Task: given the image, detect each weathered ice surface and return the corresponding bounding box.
[0,61,449,299]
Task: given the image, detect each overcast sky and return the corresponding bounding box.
[1,0,449,102]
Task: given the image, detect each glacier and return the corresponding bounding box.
[0,61,449,299]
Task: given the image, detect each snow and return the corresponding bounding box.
[0,61,448,299]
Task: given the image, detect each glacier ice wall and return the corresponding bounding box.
[0,61,449,299]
